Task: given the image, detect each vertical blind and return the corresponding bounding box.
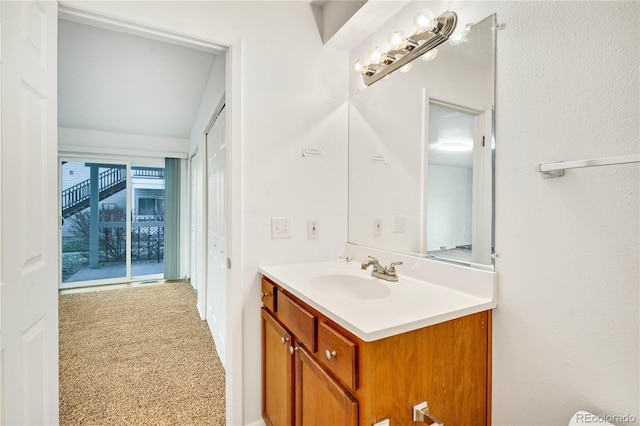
[164,158,180,279]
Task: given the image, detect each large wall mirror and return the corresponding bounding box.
[348,13,496,268]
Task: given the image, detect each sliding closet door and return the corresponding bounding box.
[206,106,227,367]
[191,151,207,319]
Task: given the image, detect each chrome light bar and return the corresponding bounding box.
[361,11,457,86]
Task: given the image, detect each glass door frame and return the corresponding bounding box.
[58,155,165,289]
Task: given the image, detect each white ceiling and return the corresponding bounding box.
[58,19,220,139]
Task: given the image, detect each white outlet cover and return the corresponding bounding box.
[307,219,319,239]
[373,217,383,236]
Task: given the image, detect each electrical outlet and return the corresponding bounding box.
[373,217,383,236]
[393,215,406,233]
[307,219,319,240]
[271,217,292,239]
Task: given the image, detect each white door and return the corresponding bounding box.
[190,151,207,320]
[206,106,227,368]
[0,1,59,424]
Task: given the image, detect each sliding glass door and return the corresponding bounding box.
[131,166,165,277]
[61,161,128,283]
[60,159,166,288]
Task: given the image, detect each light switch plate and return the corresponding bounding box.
[393,215,406,233]
[271,217,292,239]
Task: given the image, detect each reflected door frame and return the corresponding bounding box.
[424,98,493,265]
[471,110,493,265]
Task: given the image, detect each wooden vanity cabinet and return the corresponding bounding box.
[261,276,492,426]
[261,282,357,426]
[261,309,294,426]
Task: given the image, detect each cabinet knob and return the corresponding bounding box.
[280,336,290,345]
[324,349,337,361]
[288,346,299,355]
[260,292,270,299]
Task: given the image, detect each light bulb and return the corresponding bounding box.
[421,48,438,61]
[380,53,394,65]
[449,24,472,46]
[351,59,364,75]
[448,32,467,45]
[388,30,405,50]
[399,62,413,73]
[414,9,435,31]
[368,46,382,63]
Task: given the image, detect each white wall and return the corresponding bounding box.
[348,78,424,254]
[349,1,639,425]
[62,2,349,424]
[492,2,638,423]
[59,126,189,158]
[189,54,225,155]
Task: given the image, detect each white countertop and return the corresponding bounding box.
[259,259,497,342]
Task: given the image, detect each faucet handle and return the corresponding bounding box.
[387,261,403,274]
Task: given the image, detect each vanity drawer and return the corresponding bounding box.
[277,291,316,351]
[261,278,277,313]
[318,321,358,391]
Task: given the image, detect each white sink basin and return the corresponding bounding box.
[310,274,392,300]
[259,259,497,341]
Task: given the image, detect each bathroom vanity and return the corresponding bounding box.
[259,259,496,426]
[257,9,500,424]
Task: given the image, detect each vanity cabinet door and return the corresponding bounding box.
[262,309,294,426]
[295,345,358,426]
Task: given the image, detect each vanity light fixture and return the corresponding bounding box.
[351,10,457,86]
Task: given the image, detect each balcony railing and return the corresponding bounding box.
[61,168,126,218]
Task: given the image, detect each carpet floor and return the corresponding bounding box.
[59,282,225,425]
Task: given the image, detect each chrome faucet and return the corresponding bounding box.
[361,256,403,282]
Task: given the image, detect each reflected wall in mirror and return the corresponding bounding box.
[348,13,496,268]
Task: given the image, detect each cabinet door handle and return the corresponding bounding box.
[280,336,290,345]
[288,345,299,355]
[324,349,337,361]
[260,292,270,299]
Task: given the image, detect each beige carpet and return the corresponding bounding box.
[59,282,225,425]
